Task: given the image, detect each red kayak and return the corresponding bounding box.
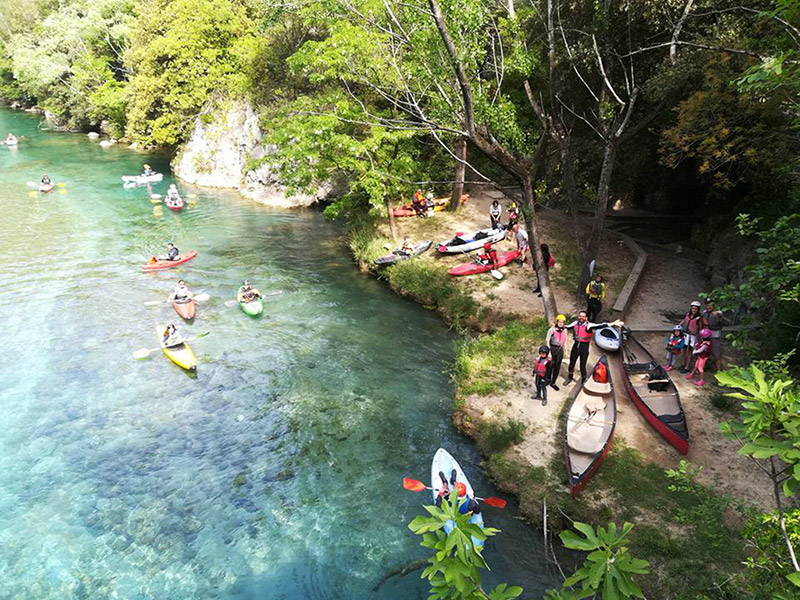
[165,198,184,211]
[173,298,197,320]
[142,250,198,271]
[448,250,520,276]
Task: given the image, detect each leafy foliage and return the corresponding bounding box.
[408,495,522,599]
[743,509,800,598]
[545,522,649,600]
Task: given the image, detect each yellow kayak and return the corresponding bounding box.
[156,325,197,371]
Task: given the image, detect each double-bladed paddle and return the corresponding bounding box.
[144,293,209,307]
[402,477,507,508]
[132,331,209,359]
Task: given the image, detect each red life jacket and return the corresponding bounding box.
[550,327,567,347]
[695,340,712,358]
[574,322,591,343]
[534,357,551,377]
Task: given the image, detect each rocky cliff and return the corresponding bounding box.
[172,100,319,208]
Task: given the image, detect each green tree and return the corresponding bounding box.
[408,493,522,599]
[125,0,257,146]
[718,365,800,586]
[544,522,649,600]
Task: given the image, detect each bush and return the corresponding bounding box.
[387,260,478,324]
[478,418,527,453]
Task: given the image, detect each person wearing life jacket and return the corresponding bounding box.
[41,174,52,185]
[546,314,568,390]
[476,242,499,270]
[506,201,519,230]
[701,298,725,372]
[153,242,179,262]
[434,468,457,507]
[453,482,481,515]
[6,133,17,145]
[412,188,427,217]
[238,280,262,303]
[563,311,612,384]
[165,184,181,204]
[169,279,193,302]
[664,324,685,371]
[585,275,606,322]
[489,200,502,229]
[161,323,184,348]
[533,345,553,406]
[686,328,713,386]
[398,237,414,256]
[679,301,707,373]
[142,164,155,177]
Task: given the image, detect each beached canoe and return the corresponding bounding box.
[392,194,469,217]
[431,448,485,549]
[563,355,616,497]
[621,330,689,454]
[373,240,432,265]
[156,324,197,371]
[448,250,520,276]
[594,326,621,352]
[142,250,198,271]
[436,227,506,254]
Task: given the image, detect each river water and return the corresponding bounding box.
[0,109,559,598]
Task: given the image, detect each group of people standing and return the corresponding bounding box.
[665,298,724,386]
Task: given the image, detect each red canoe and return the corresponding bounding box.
[173,298,197,320]
[165,198,184,211]
[142,250,198,271]
[448,250,520,276]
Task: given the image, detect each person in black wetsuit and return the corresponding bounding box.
[156,243,179,261]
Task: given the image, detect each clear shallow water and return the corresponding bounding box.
[0,109,559,598]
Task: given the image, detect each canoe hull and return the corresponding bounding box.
[373,240,432,265]
[622,331,689,455]
[436,227,506,254]
[240,299,263,316]
[431,448,485,549]
[156,325,197,371]
[173,299,196,320]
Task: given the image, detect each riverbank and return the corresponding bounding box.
[354,189,773,598]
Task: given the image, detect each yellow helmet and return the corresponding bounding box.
[556,314,566,322]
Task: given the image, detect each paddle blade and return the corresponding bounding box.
[490,269,503,280]
[194,293,209,302]
[144,300,164,307]
[57,182,66,187]
[402,478,427,492]
[481,496,507,509]
[133,348,153,359]
[186,193,197,198]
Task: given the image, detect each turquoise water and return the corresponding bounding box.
[0,109,559,598]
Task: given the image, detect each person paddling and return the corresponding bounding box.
[41,174,52,186]
[169,280,193,302]
[165,184,181,204]
[153,243,179,262]
[161,323,184,347]
[238,280,262,303]
[545,314,568,390]
[6,133,17,144]
[563,311,615,384]
[142,163,155,177]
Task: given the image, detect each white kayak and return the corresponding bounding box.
[122,173,163,186]
[436,227,506,254]
[594,326,621,352]
[431,448,485,549]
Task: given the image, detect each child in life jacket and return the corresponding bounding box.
[664,324,685,371]
[686,328,713,386]
[533,345,553,406]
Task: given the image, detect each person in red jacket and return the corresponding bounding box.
[563,311,615,384]
[545,314,567,390]
[476,242,499,270]
[532,345,553,405]
[679,301,707,373]
[686,328,713,386]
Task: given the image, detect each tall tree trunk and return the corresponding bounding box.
[450,136,467,212]
[520,177,558,322]
[771,455,800,571]
[386,198,398,243]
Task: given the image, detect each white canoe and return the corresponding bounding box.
[594,326,621,352]
[431,448,485,548]
[122,173,163,185]
[436,227,507,254]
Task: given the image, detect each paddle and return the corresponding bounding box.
[490,269,503,280]
[401,478,507,508]
[144,293,209,307]
[224,290,283,306]
[133,331,209,359]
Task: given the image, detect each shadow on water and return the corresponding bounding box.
[0,108,564,598]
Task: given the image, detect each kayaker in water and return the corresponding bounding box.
[454,482,481,515]
[142,164,155,176]
[238,280,262,303]
[154,243,179,262]
[165,184,181,203]
[476,242,499,270]
[161,324,184,347]
[563,311,613,384]
[586,274,606,322]
[41,174,52,185]
[169,280,193,302]
[6,133,17,144]
[545,314,568,390]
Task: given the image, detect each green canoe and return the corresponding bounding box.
[240,299,263,316]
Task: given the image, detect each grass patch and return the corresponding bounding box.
[346,213,386,264]
[454,320,548,396]
[551,243,582,288]
[386,260,478,323]
[477,418,527,453]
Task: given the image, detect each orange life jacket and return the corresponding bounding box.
[534,356,551,377]
[574,322,591,343]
